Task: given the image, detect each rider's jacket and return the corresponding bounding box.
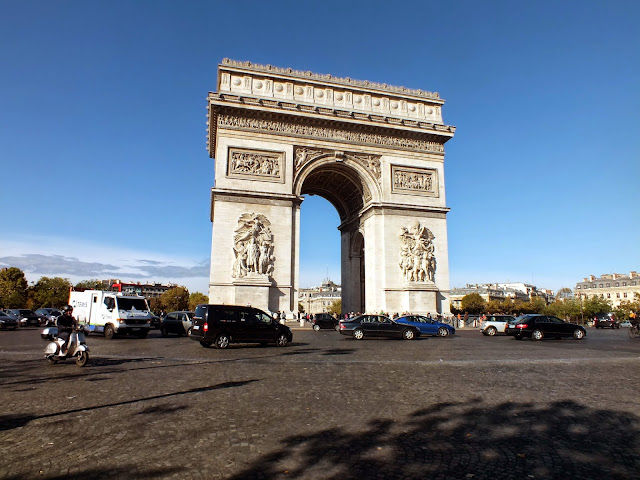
[57,314,76,333]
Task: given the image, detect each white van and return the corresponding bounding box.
[69,290,152,339]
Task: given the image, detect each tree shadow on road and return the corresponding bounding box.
[0,379,260,432]
[228,398,640,480]
[2,465,184,480]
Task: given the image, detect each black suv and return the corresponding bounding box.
[594,312,619,329]
[311,313,339,331]
[190,304,292,349]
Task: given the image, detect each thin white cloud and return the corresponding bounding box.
[0,235,211,293]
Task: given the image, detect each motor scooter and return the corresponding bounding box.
[42,325,90,367]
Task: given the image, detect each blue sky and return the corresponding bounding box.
[1,0,638,294]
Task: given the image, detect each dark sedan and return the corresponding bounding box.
[0,311,18,329]
[505,314,586,341]
[311,313,339,331]
[338,314,420,340]
[394,315,456,337]
[161,311,194,336]
[6,309,42,327]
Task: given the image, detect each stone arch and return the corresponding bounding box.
[294,153,380,224]
[206,59,455,316]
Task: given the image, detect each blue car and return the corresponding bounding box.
[394,315,455,337]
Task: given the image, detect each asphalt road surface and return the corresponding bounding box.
[1,325,639,479]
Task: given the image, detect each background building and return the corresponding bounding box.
[575,271,640,308]
[299,279,341,314]
[110,281,177,300]
[449,282,554,310]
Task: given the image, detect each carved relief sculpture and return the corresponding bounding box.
[294,147,323,170]
[392,166,437,196]
[399,222,436,283]
[232,213,275,278]
[228,148,284,182]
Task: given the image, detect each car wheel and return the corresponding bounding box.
[313,324,321,332]
[353,328,364,340]
[104,325,115,340]
[215,334,230,349]
[532,329,544,341]
[335,324,340,331]
[486,326,497,336]
[573,329,585,340]
[186,327,192,336]
[160,326,169,337]
[437,327,450,337]
[200,340,212,348]
[276,333,289,347]
[402,328,416,340]
[76,351,89,367]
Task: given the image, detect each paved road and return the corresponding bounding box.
[1,325,639,479]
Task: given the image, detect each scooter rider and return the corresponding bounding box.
[57,305,78,355]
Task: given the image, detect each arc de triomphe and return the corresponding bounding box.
[206,59,456,316]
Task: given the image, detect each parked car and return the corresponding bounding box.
[505,314,586,340]
[594,312,619,329]
[161,311,194,336]
[0,311,19,329]
[394,315,455,337]
[5,309,42,327]
[339,314,420,340]
[150,314,162,329]
[35,308,63,327]
[312,313,339,331]
[190,304,292,349]
[479,314,516,336]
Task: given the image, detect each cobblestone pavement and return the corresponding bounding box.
[1,325,639,479]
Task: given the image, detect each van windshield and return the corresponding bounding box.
[116,298,149,311]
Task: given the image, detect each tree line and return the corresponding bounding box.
[0,267,208,313]
[454,291,639,323]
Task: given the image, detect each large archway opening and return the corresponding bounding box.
[298,161,368,315]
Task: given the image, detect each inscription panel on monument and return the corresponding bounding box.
[391,165,439,197]
[227,147,285,183]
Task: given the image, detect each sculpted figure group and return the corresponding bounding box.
[399,221,436,283]
[232,213,275,278]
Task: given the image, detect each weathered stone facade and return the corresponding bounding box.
[206,59,455,315]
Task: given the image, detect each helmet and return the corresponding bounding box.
[64,305,73,312]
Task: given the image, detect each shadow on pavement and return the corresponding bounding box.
[2,465,184,480]
[227,398,640,480]
[0,380,259,432]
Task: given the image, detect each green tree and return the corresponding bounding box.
[522,296,546,314]
[545,298,582,322]
[461,293,486,314]
[582,296,612,319]
[555,287,574,300]
[30,277,72,308]
[160,286,190,311]
[328,299,342,316]
[149,297,164,314]
[298,302,304,314]
[0,267,29,308]
[189,292,208,311]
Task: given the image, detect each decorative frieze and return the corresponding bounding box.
[227,147,284,183]
[218,114,444,154]
[399,222,436,283]
[391,165,438,197]
[232,213,275,278]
